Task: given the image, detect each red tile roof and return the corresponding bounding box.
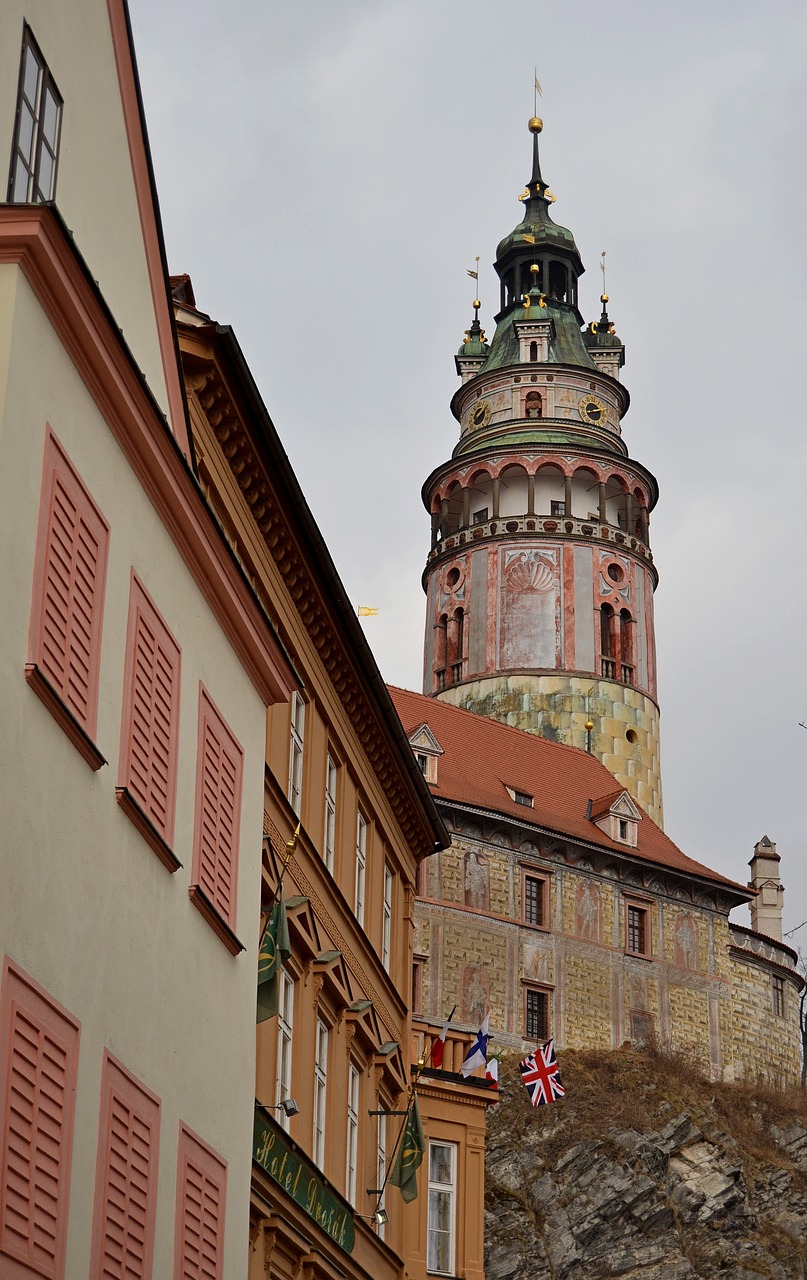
[387,686,747,897]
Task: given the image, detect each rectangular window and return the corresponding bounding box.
[525,987,549,1042]
[8,26,62,204]
[427,1141,456,1275]
[376,1109,387,1240]
[118,574,181,862]
[550,500,566,517]
[324,754,337,873]
[313,1018,328,1168]
[471,507,488,525]
[288,692,305,816]
[626,902,650,956]
[523,875,546,928]
[28,429,110,765]
[90,1053,160,1280]
[346,1064,360,1205]
[189,686,244,953]
[773,975,785,1018]
[355,811,367,927]
[0,959,80,1280]
[382,865,393,971]
[412,960,424,1015]
[174,1125,227,1280]
[276,971,294,1132]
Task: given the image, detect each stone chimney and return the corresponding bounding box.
[748,835,784,941]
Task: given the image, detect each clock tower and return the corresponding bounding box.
[422,118,663,825]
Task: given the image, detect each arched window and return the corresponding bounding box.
[449,608,465,683]
[529,341,538,363]
[434,614,448,691]
[620,610,634,684]
[524,390,542,418]
[600,604,615,679]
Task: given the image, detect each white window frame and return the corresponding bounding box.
[324,753,337,873]
[382,864,393,971]
[288,692,305,815]
[427,1141,457,1275]
[275,970,294,1131]
[346,1062,360,1204]
[355,811,367,927]
[313,1017,328,1166]
[376,1108,387,1240]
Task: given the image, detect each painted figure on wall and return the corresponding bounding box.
[464,850,489,911]
[576,881,601,941]
[675,914,698,970]
[462,965,489,1025]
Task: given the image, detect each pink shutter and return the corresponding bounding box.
[0,959,80,1279]
[90,1054,160,1280]
[192,688,243,928]
[120,575,181,843]
[174,1125,227,1280]
[30,429,109,734]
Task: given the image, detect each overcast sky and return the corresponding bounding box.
[130,0,807,937]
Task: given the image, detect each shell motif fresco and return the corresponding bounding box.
[503,551,555,593]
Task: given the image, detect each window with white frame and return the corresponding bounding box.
[382,864,393,970]
[288,692,305,815]
[346,1063,360,1204]
[275,970,294,1131]
[376,1108,387,1239]
[8,26,62,204]
[324,754,337,872]
[313,1017,328,1166]
[355,811,367,926]
[427,1141,457,1275]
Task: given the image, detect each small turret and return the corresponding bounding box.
[748,835,784,941]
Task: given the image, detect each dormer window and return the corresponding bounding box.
[588,789,641,847]
[408,724,443,785]
[506,785,533,808]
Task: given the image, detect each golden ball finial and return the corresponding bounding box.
[601,293,609,303]
[528,116,543,133]
[473,299,481,309]
[585,720,594,732]
[529,263,540,275]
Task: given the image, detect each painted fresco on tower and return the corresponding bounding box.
[462,964,489,1024]
[499,546,559,669]
[674,913,699,970]
[576,881,601,941]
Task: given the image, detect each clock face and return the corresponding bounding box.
[470,400,492,430]
[579,394,606,425]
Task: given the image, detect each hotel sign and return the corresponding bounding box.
[253,1112,356,1253]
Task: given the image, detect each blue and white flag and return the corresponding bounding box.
[460,1013,490,1076]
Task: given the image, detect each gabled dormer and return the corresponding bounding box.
[408,723,443,784]
[588,789,642,848]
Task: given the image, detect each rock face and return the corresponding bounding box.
[485,1049,807,1280]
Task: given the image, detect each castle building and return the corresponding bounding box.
[399,119,803,1085]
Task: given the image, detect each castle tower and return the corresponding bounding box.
[421,118,663,824]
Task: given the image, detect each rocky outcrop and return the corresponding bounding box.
[485,1049,807,1280]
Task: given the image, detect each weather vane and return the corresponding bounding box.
[600,250,607,295]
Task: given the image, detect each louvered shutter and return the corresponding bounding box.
[175,1126,227,1280]
[0,962,79,1279]
[120,577,181,844]
[193,690,243,928]
[31,431,109,733]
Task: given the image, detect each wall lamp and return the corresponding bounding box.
[258,1097,299,1118]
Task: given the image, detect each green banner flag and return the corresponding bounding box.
[257,892,290,1022]
[389,1095,425,1203]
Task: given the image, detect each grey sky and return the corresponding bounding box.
[130,0,807,937]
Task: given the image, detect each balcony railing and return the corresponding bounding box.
[429,512,652,565]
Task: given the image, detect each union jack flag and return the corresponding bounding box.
[519,1039,565,1106]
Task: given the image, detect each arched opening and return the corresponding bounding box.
[434,614,448,690]
[571,466,599,520]
[548,261,568,302]
[620,610,634,684]
[448,608,464,684]
[604,475,628,528]
[600,603,616,679]
[534,463,566,518]
[498,464,529,518]
[468,470,493,526]
[502,270,515,310]
[529,341,538,363]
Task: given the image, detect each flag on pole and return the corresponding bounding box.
[430,1006,456,1069]
[389,1096,425,1202]
[519,1039,565,1106]
[466,267,479,280]
[534,75,543,98]
[485,1054,500,1092]
[460,1013,490,1076]
[358,606,379,617]
[257,891,291,1022]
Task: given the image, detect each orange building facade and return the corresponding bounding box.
[174,286,492,1280]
